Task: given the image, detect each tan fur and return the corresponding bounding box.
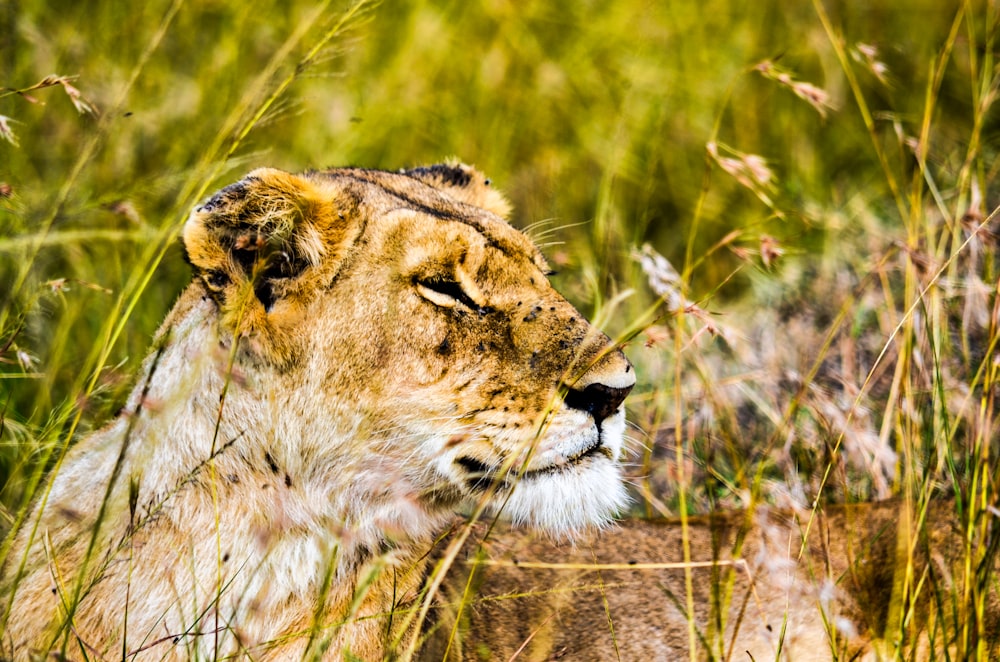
[4,164,991,662]
[0,164,635,660]
[429,499,1000,660]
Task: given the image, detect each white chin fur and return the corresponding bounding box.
[488,454,629,536]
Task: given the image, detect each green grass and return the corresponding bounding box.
[2,0,999,659]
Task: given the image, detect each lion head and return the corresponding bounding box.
[182,163,635,534]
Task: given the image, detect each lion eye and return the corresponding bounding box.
[415,276,479,309]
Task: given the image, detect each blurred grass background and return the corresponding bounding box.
[1,0,998,617]
[4,0,1000,656]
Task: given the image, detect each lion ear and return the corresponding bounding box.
[404,162,512,219]
[183,168,355,364]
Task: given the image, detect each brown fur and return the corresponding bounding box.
[0,163,635,660]
[428,499,1000,660]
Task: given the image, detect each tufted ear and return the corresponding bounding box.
[183,168,357,365]
[403,162,512,219]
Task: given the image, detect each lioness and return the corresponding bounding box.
[1,164,635,660]
[2,164,995,661]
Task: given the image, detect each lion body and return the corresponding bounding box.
[3,164,994,661]
[430,499,1000,661]
[1,164,634,659]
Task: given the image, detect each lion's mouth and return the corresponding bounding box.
[456,439,612,492]
[455,456,500,492]
[529,439,611,474]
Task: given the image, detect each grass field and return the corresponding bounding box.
[2,0,999,659]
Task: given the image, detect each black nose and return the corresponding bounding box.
[563,383,632,423]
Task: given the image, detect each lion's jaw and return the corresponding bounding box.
[397,370,632,535]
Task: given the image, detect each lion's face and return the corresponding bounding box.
[183,164,634,533]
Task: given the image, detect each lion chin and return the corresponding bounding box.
[1,162,634,660]
[445,402,633,536]
[496,451,630,534]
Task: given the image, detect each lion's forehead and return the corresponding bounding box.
[310,168,550,276]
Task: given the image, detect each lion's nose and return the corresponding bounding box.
[564,382,632,423]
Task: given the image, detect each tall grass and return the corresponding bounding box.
[1,0,999,658]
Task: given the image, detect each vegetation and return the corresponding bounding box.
[1,0,998,658]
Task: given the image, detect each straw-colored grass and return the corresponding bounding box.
[1,0,998,659]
